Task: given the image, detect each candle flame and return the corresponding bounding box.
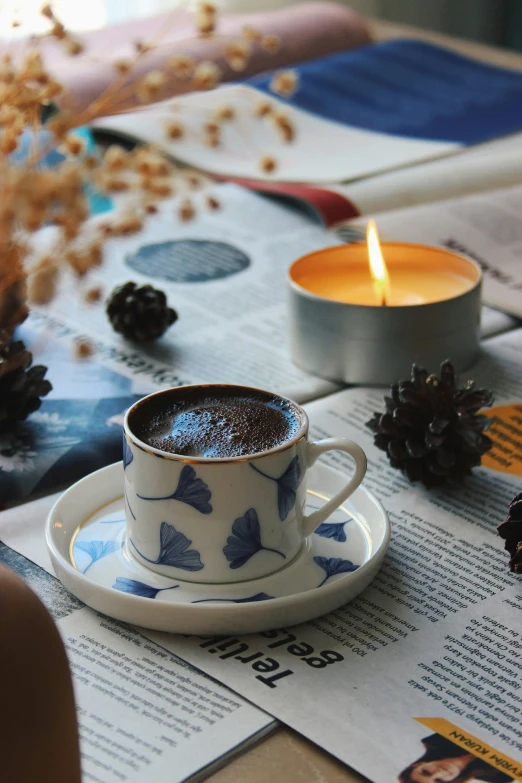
[367,219,390,306]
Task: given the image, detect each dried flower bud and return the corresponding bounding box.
[270,69,299,98]
[28,260,58,305]
[111,213,143,236]
[242,25,261,42]
[143,179,172,198]
[255,100,272,118]
[204,132,220,148]
[214,105,235,122]
[23,206,46,232]
[41,79,63,100]
[64,36,84,56]
[22,51,45,81]
[85,286,102,303]
[114,59,132,75]
[0,132,18,155]
[47,113,73,141]
[272,111,294,142]
[82,154,98,171]
[195,5,216,35]
[145,203,158,214]
[179,199,194,221]
[167,54,195,80]
[51,21,66,40]
[41,4,55,19]
[262,35,280,54]
[207,195,220,210]
[192,61,221,90]
[63,134,86,156]
[260,155,276,174]
[225,41,251,72]
[186,173,201,189]
[104,177,130,193]
[133,148,171,177]
[74,339,94,360]
[166,121,184,139]
[136,70,166,103]
[103,145,127,171]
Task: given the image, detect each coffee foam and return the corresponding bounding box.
[133,390,301,458]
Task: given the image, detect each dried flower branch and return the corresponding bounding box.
[0,0,296,370]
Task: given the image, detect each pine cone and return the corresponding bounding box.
[106,282,178,342]
[498,493,522,573]
[367,361,493,488]
[0,331,52,432]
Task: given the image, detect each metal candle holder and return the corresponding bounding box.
[288,242,482,386]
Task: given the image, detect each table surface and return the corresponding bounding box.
[204,16,522,783]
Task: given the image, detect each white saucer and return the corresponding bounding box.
[46,462,390,635]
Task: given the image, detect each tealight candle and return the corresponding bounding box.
[288,223,482,385]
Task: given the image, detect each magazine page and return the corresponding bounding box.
[333,132,522,216]
[29,184,340,404]
[3,328,522,783]
[349,183,522,319]
[0,532,275,783]
[94,39,522,185]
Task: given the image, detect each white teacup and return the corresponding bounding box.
[123,384,367,584]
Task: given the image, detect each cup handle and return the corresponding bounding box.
[301,439,367,538]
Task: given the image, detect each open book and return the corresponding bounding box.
[93,37,522,224]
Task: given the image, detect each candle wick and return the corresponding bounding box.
[381,294,387,307]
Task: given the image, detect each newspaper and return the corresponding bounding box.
[29,183,514,401]
[4,327,522,783]
[354,182,522,320]
[29,184,340,404]
[0,510,275,783]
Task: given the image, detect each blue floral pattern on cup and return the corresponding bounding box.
[131,521,204,571]
[137,464,212,514]
[123,436,133,471]
[314,556,359,587]
[75,540,120,574]
[224,509,286,569]
[250,456,300,521]
[315,522,349,542]
[113,577,179,599]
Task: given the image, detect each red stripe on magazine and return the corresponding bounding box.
[220,177,360,227]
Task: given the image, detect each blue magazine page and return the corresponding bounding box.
[0,323,142,505]
[93,38,522,184]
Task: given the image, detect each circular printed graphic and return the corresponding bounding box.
[125,239,250,283]
[481,403,522,477]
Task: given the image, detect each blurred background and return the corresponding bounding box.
[2,0,522,50]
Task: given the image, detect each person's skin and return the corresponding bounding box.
[0,565,82,783]
[409,754,476,783]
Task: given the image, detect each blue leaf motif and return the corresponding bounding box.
[314,556,359,587]
[223,508,286,569]
[250,456,301,521]
[75,540,120,574]
[131,521,204,571]
[112,577,179,599]
[315,522,348,542]
[124,488,136,520]
[137,465,212,514]
[193,592,275,603]
[123,436,133,471]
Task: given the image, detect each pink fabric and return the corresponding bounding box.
[10,3,372,115]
